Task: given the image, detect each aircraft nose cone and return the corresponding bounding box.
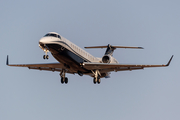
[39,37,52,50]
[39,37,49,44]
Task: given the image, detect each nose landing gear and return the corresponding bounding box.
[43,48,49,59]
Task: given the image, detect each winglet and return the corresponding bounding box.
[6,55,9,65]
[166,55,174,66]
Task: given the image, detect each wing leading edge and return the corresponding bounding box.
[6,55,74,73]
[6,55,173,74]
[81,55,174,72]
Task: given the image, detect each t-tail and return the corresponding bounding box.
[85,44,144,63]
[85,44,144,56]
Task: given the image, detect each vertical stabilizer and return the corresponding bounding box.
[104,44,116,56]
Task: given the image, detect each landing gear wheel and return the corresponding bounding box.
[61,77,65,84]
[65,77,68,84]
[46,55,49,59]
[43,55,46,59]
[97,78,101,84]
[43,55,49,59]
[93,78,97,84]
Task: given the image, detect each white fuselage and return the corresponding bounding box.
[39,34,101,62]
[39,32,118,77]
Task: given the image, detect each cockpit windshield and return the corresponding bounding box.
[44,33,61,39]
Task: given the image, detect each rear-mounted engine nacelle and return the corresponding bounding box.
[102,55,119,63]
[102,55,112,63]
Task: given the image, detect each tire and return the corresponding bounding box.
[97,78,101,84]
[93,78,97,84]
[46,55,49,59]
[61,77,64,84]
[65,77,68,84]
[43,55,46,59]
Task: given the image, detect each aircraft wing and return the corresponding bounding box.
[82,55,173,72]
[6,56,74,73]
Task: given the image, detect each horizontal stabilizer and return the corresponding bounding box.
[84,45,144,49]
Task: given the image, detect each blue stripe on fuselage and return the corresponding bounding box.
[46,42,91,65]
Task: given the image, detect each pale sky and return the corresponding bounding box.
[0,0,179,120]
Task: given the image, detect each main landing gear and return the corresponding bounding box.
[92,70,101,84]
[61,77,68,84]
[60,69,68,84]
[43,55,49,59]
[93,77,101,84]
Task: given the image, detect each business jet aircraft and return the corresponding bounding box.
[7,32,173,84]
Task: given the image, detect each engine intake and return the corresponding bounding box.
[102,55,111,63]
